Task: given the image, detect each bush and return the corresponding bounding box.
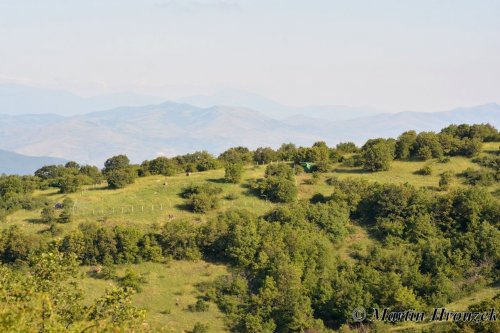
[99,265,117,280]
[415,165,432,175]
[265,163,294,180]
[473,155,500,171]
[294,164,305,175]
[58,197,74,223]
[224,163,244,183]
[313,160,330,173]
[181,184,223,213]
[439,171,453,190]
[190,192,220,213]
[305,172,321,185]
[188,299,209,312]
[460,168,496,186]
[119,270,146,292]
[41,204,57,223]
[225,193,239,201]
[180,184,223,199]
[438,156,450,163]
[256,163,298,203]
[190,322,209,333]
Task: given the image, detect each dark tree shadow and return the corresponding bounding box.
[206,178,226,184]
[174,203,193,212]
[26,218,46,224]
[333,168,367,174]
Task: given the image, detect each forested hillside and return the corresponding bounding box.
[0,123,499,333]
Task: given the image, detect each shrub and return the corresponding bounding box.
[190,192,220,213]
[181,184,223,199]
[438,156,451,163]
[224,163,244,183]
[460,168,496,186]
[119,270,146,292]
[256,174,297,203]
[305,172,321,185]
[190,322,209,333]
[415,165,432,175]
[188,299,209,312]
[225,193,239,201]
[41,204,57,224]
[341,154,363,167]
[58,197,74,223]
[265,163,294,180]
[313,160,330,173]
[294,164,305,175]
[439,171,453,190]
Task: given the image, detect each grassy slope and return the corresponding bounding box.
[2,142,498,332]
[79,261,229,332]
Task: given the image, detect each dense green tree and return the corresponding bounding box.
[161,220,201,260]
[336,142,359,153]
[103,154,131,172]
[361,138,394,171]
[264,163,295,180]
[181,184,223,213]
[78,165,104,184]
[219,146,253,164]
[102,155,136,189]
[147,156,179,176]
[253,147,278,164]
[34,165,66,180]
[57,175,84,193]
[277,143,297,161]
[395,130,417,160]
[64,161,80,169]
[413,132,443,160]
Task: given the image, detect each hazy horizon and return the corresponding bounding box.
[1,0,500,113]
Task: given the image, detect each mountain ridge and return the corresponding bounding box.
[0,101,498,169]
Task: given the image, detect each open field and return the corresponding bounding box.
[78,261,229,332]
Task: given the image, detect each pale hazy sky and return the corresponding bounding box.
[0,0,499,111]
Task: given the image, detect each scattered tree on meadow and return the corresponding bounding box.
[361,138,394,171]
[102,155,136,189]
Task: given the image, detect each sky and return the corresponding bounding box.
[0,0,499,112]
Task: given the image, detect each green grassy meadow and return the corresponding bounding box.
[79,261,229,332]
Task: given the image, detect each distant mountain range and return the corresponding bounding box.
[0,149,67,175]
[178,89,383,121]
[0,83,166,116]
[0,83,383,121]
[0,100,499,170]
